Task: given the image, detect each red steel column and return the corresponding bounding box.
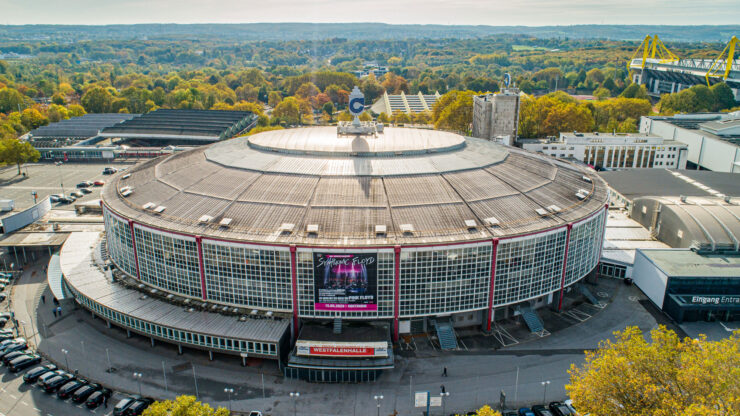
[486,238,499,332]
[128,220,141,280]
[195,236,207,300]
[290,245,299,340]
[557,224,574,312]
[393,245,401,343]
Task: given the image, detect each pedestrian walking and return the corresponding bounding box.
[104,395,108,408]
[441,385,446,394]
[41,295,45,304]
[442,366,448,377]
[52,308,57,318]
[53,297,59,305]
[57,306,62,316]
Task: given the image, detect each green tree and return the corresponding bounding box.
[0,88,26,113]
[0,138,41,175]
[567,326,740,416]
[322,102,335,121]
[710,82,737,111]
[20,108,49,130]
[273,96,301,125]
[620,83,650,100]
[432,90,474,133]
[67,104,87,117]
[142,395,229,416]
[81,86,114,113]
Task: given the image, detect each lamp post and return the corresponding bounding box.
[290,392,300,416]
[224,388,234,413]
[440,391,450,416]
[541,380,551,403]
[133,372,143,395]
[61,348,69,370]
[374,394,384,416]
[54,161,65,196]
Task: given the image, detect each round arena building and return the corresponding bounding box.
[66,125,608,381]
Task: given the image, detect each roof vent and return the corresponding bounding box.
[280,223,295,233]
[679,195,687,203]
[582,175,592,183]
[547,205,561,213]
[400,224,414,234]
[166,294,174,299]
[484,217,500,226]
[121,189,133,197]
[154,205,166,213]
[536,208,549,216]
[219,218,232,227]
[464,219,477,229]
[725,196,732,204]
[251,309,258,315]
[375,224,387,235]
[575,192,587,200]
[142,202,156,210]
[265,311,273,317]
[121,173,131,179]
[306,224,319,234]
[199,215,213,223]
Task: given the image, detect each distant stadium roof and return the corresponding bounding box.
[29,113,138,139]
[371,91,441,115]
[99,109,256,142]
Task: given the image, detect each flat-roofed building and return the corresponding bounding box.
[521,132,688,170]
[640,112,740,172]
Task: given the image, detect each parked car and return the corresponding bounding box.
[0,342,28,359]
[562,400,578,415]
[76,181,94,188]
[532,405,555,416]
[49,194,62,202]
[79,187,93,194]
[8,353,42,372]
[70,190,84,198]
[503,412,519,416]
[2,349,33,365]
[103,167,117,175]
[85,388,112,409]
[518,409,536,416]
[23,363,56,383]
[93,180,106,186]
[37,369,65,386]
[113,396,138,415]
[72,382,101,403]
[41,372,74,392]
[0,314,9,326]
[0,294,6,303]
[0,312,12,320]
[58,196,76,204]
[249,412,263,416]
[549,402,576,416]
[124,399,152,416]
[0,329,14,340]
[57,378,88,399]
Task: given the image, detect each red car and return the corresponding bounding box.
[93,180,106,186]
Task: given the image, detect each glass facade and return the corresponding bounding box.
[399,243,491,318]
[104,206,606,319]
[493,229,567,307]
[202,241,292,311]
[564,210,605,285]
[67,285,277,356]
[133,226,202,299]
[103,209,137,277]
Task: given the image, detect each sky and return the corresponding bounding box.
[1,0,738,26]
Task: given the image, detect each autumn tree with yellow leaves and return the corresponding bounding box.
[567,326,740,416]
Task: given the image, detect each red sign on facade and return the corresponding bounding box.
[309,346,375,356]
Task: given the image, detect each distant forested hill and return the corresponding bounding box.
[0,23,736,42]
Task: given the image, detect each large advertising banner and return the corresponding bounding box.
[314,253,377,311]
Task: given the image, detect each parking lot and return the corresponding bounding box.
[0,162,135,212]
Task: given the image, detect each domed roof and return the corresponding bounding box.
[102,127,608,246]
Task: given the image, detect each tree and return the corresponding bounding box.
[475,404,502,416]
[273,97,301,125]
[81,86,114,113]
[593,87,611,100]
[0,138,41,175]
[586,68,605,85]
[567,326,740,416]
[322,102,335,122]
[710,82,737,111]
[20,108,49,130]
[142,395,229,416]
[0,88,26,113]
[433,90,474,133]
[620,83,649,100]
[67,104,86,117]
[268,91,282,108]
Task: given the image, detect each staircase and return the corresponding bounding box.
[333,318,342,334]
[576,284,604,308]
[432,319,458,350]
[517,305,548,336]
